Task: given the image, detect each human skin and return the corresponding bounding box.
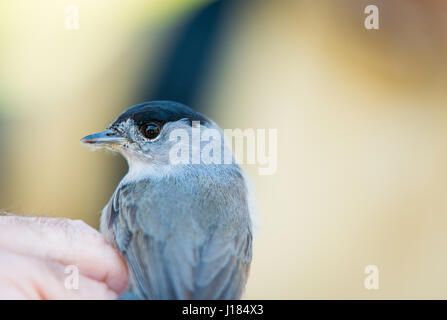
[0,216,129,299]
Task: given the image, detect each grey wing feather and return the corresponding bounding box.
[106,172,252,300]
[192,230,252,299]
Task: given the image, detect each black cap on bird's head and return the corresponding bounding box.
[109,101,209,130]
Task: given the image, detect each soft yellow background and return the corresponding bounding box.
[1,0,447,299]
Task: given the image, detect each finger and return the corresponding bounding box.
[0,216,128,294]
[0,249,118,300]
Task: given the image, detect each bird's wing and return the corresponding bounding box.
[106,176,252,300]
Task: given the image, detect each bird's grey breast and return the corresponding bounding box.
[100,164,253,299]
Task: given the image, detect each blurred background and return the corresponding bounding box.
[1,0,447,299]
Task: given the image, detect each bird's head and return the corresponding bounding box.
[81,101,226,175]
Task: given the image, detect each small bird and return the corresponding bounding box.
[81,101,253,299]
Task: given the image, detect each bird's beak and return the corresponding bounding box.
[81,129,127,147]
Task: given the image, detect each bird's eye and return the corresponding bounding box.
[141,123,161,140]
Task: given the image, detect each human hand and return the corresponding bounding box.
[0,216,129,299]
